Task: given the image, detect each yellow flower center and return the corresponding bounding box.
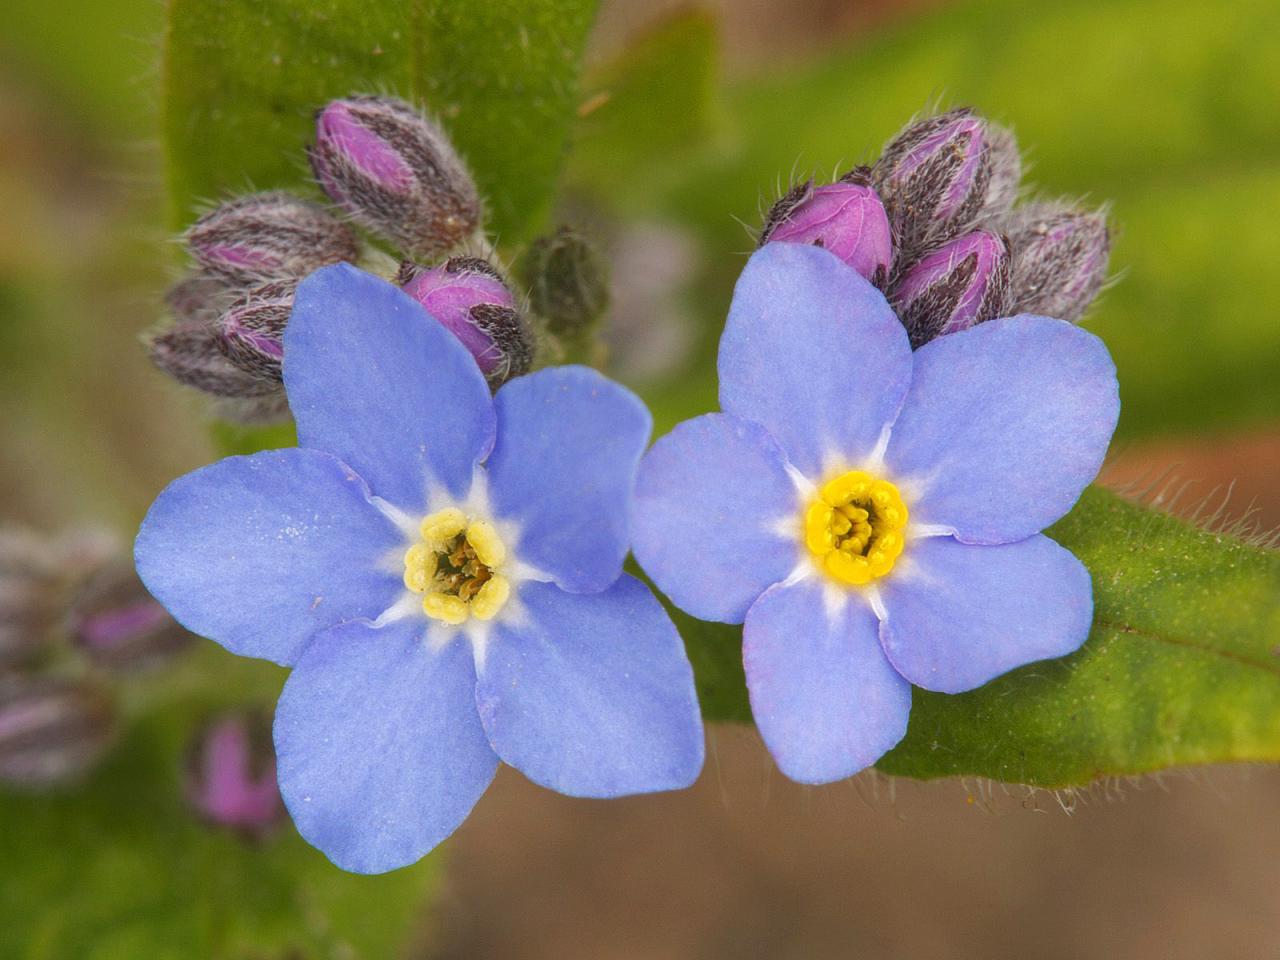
[403,508,511,625]
[803,470,909,586]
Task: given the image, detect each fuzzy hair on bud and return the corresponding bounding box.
[872,108,1021,265]
[146,321,282,399]
[760,167,893,286]
[68,561,193,673]
[1004,201,1111,322]
[164,270,238,326]
[399,256,533,389]
[519,225,612,341]
[311,96,482,258]
[0,675,116,789]
[215,280,296,383]
[890,230,1011,348]
[184,192,359,286]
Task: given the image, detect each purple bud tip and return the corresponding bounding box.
[185,192,359,286]
[399,257,532,388]
[891,230,1011,348]
[186,712,284,836]
[1005,203,1110,323]
[68,561,193,672]
[761,173,893,285]
[215,280,295,383]
[316,101,415,192]
[310,95,481,258]
[872,107,1022,262]
[0,676,116,788]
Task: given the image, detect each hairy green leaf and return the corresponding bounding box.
[682,486,1280,787]
[165,0,598,240]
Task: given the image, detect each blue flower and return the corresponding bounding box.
[632,243,1118,784]
[136,264,704,873]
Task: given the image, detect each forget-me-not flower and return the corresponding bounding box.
[136,264,704,873]
[632,242,1118,784]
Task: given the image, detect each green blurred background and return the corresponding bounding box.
[2,0,1278,956]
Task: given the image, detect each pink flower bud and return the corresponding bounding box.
[216,280,296,383]
[147,320,282,399]
[0,675,116,789]
[1004,202,1110,322]
[0,528,62,667]
[399,257,533,388]
[311,96,481,258]
[185,192,359,286]
[891,230,1011,347]
[185,711,284,837]
[873,108,1022,261]
[761,169,893,285]
[68,561,193,673]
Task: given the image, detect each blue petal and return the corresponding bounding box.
[718,243,912,477]
[879,534,1093,694]
[135,449,402,666]
[475,577,704,797]
[485,366,650,593]
[884,315,1119,544]
[743,578,911,784]
[633,413,799,623]
[274,619,498,874]
[283,263,495,511]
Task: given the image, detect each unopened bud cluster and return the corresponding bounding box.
[0,526,194,790]
[759,106,1110,346]
[149,93,546,416]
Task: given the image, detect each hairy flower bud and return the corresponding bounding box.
[760,169,893,286]
[984,123,1023,219]
[185,192,359,286]
[147,320,283,399]
[184,710,284,836]
[0,529,62,667]
[891,230,1011,348]
[165,269,236,326]
[311,96,481,258]
[216,280,296,383]
[872,108,1018,260]
[0,675,116,788]
[1004,202,1110,322]
[68,561,193,672]
[519,225,611,341]
[399,257,533,388]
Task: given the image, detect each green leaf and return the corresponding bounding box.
[682,486,1280,787]
[0,680,441,959]
[413,0,599,241]
[164,0,599,240]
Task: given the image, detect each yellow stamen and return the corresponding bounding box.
[465,520,506,567]
[803,469,909,587]
[420,508,467,543]
[470,576,510,621]
[422,592,469,625]
[406,508,513,625]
